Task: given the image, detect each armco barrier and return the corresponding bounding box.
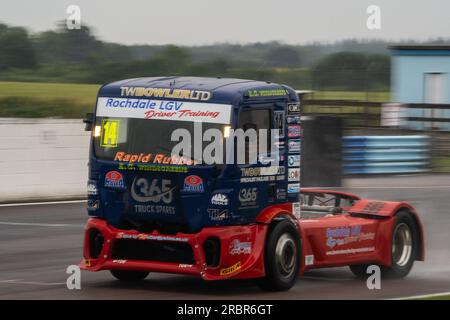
[343,135,429,174]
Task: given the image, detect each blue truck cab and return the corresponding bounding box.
[82,77,303,289]
[86,77,301,233]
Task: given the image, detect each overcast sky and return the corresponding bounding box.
[2,0,450,45]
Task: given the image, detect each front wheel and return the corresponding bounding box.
[110,270,149,281]
[259,219,301,291]
[350,210,418,279]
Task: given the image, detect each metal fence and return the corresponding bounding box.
[301,98,450,173]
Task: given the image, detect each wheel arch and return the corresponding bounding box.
[256,204,298,226]
[255,205,303,269]
[348,199,425,262]
[395,206,425,262]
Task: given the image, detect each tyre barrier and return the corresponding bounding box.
[343,135,430,174]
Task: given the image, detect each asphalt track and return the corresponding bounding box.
[1,174,450,300]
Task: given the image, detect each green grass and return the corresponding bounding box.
[415,294,450,300]
[432,157,450,173]
[305,90,390,102]
[0,81,100,118]
[0,81,390,118]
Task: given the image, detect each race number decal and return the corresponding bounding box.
[101,119,120,147]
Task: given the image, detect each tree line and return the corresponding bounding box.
[0,22,395,90]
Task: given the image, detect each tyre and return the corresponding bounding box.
[110,270,149,281]
[350,210,418,279]
[349,264,371,278]
[259,219,301,291]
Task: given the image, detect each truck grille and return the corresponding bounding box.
[111,239,195,264]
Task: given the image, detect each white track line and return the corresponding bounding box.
[0,221,82,227]
[0,200,86,207]
[0,279,65,286]
[390,291,450,300]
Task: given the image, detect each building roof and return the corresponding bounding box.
[389,44,450,51]
[98,76,298,105]
[389,44,450,56]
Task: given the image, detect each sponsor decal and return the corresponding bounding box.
[241,175,285,184]
[288,155,300,167]
[292,202,301,219]
[246,89,287,98]
[288,183,300,193]
[326,226,376,248]
[229,239,252,255]
[287,103,300,115]
[96,97,232,124]
[288,139,301,153]
[178,264,193,268]
[240,166,284,177]
[305,255,314,266]
[240,167,285,183]
[220,261,242,276]
[87,199,100,211]
[84,259,91,267]
[287,116,301,124]
[288,168,300,182]
[116,232,189,242]
[207,208,229,221]
[112,259,127,264]
[134,204,175,215]
[287,125,302,138]
[104,171,125,188]
[87,181,98,195]
[131,178,175,213]
[120,86,212,101]
[114,152,198,166]
[239,187,258,207]
[211,193,229,206]
[183,175,204,193]
[326,247,375,256]
[118,163,188,173]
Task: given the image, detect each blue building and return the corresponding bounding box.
[390,45,450,130]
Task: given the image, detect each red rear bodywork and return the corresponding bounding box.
[81,189,424,280]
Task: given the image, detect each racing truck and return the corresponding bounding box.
[81,77,424,291]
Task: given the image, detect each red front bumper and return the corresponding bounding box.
[80,218,268,280]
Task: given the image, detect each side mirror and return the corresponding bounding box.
[83,113,94,131]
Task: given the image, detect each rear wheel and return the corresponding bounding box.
[349,210,418,279]
[259,219,301,291]
[110,270,149,281]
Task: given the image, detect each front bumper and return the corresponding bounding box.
[80,218,267,280]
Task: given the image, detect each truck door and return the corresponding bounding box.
[234,104,287,220]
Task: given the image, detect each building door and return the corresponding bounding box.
[424,72,446,129]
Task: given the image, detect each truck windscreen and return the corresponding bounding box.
[93,117,227,165]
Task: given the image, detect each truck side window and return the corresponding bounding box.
[238,109,271,164]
